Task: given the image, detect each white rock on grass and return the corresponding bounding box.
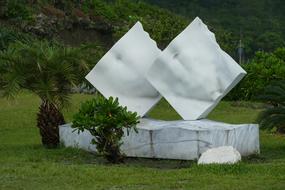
[198,146,241,164]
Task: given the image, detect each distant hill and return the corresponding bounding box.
[140,0,285,60]
[1,0,283,61]
[0,0,188,49]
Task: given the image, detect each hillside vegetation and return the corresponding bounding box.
[0,0,188,49]
[142,0,285,60]
[2,0,285,59]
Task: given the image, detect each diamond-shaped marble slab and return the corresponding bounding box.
[86,22,162,116]
[147,17,246,120]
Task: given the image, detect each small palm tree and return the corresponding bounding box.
[0,40,92,148]
[257,80,285,133]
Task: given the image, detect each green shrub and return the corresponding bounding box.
[72,96,140,163]
[79,0,118,22]
[226,48,285,100]
[4,0,34,21]
[0,27,32,51]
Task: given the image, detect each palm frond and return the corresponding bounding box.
[0,40,97,109]
[257,80,285,132]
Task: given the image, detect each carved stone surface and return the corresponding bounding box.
[198,146,242,164]
[86,22,162,117]
[59,119,260,160]
[147,17,247,120]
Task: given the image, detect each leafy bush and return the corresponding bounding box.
[226,48,285,100]
[82,0,118,21]
[257,80,285,133]
[4,0,34,21]
[72,96,140,163]
[0,27,32,51]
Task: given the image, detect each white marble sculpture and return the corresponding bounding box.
[59,19,260,161]
[86,22,162,116]
[147,17,247,120]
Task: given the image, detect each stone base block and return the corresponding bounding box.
[59,118,260,160]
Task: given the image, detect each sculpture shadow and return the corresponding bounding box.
[121,157,195,169]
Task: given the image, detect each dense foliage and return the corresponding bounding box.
[72,96,140,163]
[3,0,284,61]
[258,80,285,133]
[142,0,285,60]
[3,0,34,21]
[227,48,285,100]
[0,0,188,49]
[0,27,32,51]
[0,40,93,100]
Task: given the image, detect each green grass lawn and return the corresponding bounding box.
[1,92,285,190]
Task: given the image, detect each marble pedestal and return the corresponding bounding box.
[59,118,260,160]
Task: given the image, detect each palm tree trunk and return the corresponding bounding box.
[37,100,65,148]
